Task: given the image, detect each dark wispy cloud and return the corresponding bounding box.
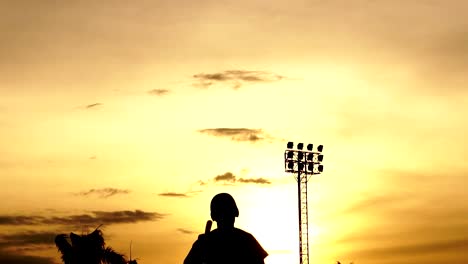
[177,228,195,235]
[214,172,271,185]
[0,231,57,264]
[214,172,236,182]
[238,178,271,184]
[147,89,170,96]
[158,192,189,198]
[85,103,102,109]
[0,216,43,225]
[75,188,131,198]
[340,194,408,215]
[237,177,270,185]
[193,70,284,89]
[43,210,164,226]
[197,180,207,186]
[388,29,468,92]
[331,168,468,263]
[158,190,203,198]
[0,210,164,227]
[198,128,271,142]
[350,238,468,260]
[0,231,56,248]
[0,250,54,264]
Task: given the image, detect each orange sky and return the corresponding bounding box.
[1,1,468,263]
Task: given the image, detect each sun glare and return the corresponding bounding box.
[233,185,309,264]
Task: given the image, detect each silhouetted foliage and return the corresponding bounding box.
[55,228,137,264]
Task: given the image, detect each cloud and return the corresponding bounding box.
[158,190,203,198]
[0,216,44,225]
[75,188,131,198]
[0,250,54,264]
[238,178,271,184]
[158,192,189,198]
[197,180,207,186]
[214,172,236,182]
[340,194,408,215]
[177,228,195,235]
[148,89,170,96]
[198,128,271,142]
[213,172,271,185]
[193,70,284,89]
[43,210,164,226]
[0,210,165,227]
[390,29,468,91]
[85,103,102,109]
[331,168,468,263]
[0,231,57,264]
[0,231,57,248]
[351,238,468,260]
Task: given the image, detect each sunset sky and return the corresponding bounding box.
[1,1,468,263]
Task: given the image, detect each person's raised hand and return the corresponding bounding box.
[205,220,212,234]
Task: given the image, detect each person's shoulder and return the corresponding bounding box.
[206,228,219,237]
[234,228,268,258]
[207,228,257,241]
[233,228,256,239]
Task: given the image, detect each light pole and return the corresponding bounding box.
[284,142,324,264]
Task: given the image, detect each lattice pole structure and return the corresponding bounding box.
[297,170,310,264]
[285,142,324,264]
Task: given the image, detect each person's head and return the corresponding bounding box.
[210,193,239,229]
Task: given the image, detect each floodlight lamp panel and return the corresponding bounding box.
[287,141,294,149]
[298,152,304,160]
[306,153,313,161]
[318,165,324,172]
[287,151,294,159]
[297,143,304,150]
[318,154,324,162]
[288,161,294,169]
[307,144,313,151]
[298,163,304,171]
[317,145,324,152]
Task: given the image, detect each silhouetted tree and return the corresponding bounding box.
[55,228,137,264]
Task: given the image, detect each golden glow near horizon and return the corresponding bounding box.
[1,1,468,263]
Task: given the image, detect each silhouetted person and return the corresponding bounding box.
[184,193,268,264]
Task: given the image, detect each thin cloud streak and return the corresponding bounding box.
[340,194,408,215]
[193,70,284,89]
[331,168,468,263]
[351,238,468,259]
[0,216,43,225]
[238,178,271,184]
[158,192,189,198]
[177,228,195,235]
[0,250,54,264]
[0,231,57,264]
[214,172,236,182]
[213,172,271,185]
[75,188,131,198]
[0,231,56,247]
[148,89,170,96]
[43,210,164,226]
[198,128,271,142]
[85,103,102,109]
[0,210,164,227]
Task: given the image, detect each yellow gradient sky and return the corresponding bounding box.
[1,1,468,263]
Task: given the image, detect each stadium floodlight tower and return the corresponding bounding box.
[284,142,324,264]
